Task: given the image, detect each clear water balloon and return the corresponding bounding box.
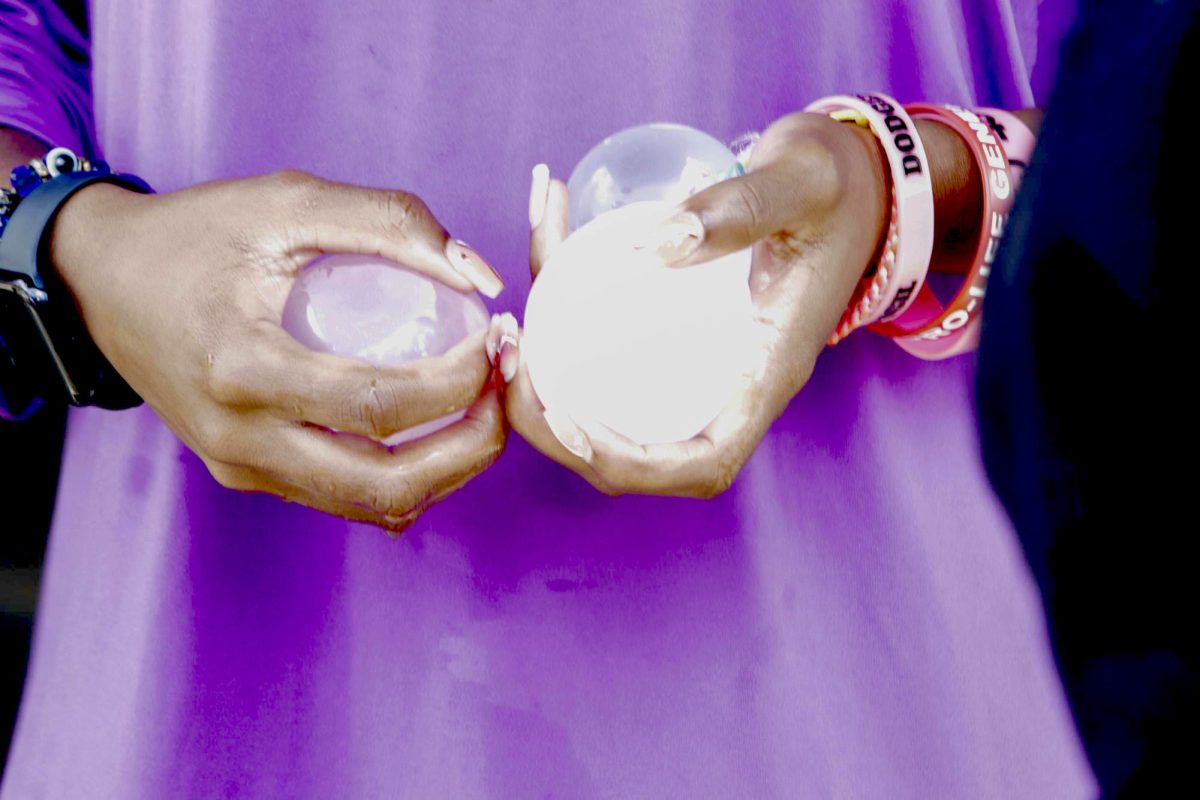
[567,122,744,230]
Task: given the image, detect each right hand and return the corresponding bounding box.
[49,170,508,533]
[503,114,889,497]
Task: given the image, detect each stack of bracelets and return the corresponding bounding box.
[805,93,1037,360]
[0,146,151,419]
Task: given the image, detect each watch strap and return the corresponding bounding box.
[0,171,152,408]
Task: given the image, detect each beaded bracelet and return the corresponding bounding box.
[805,94,936,343]
[1,147,113,237]
[870,104,1017,359]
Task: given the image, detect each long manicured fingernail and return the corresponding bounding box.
[645,211,704,265]
[543,406,592,462]
[497,312,520,383]
[446,239,505,299]
[486,313,503,365]
[529,163,550,229]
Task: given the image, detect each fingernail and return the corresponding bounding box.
[543,406,592,462]
[646,211,704,265]
[497,312,520,383]
[446,239,505,299]
[529,163,550,229]
[499,342,519,383]
[486,313,503,365]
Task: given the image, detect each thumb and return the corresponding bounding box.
[643,121,841,268]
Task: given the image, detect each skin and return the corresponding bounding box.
[5,107,1043,519]
[494,110,1043,498]
[4,130,508,533]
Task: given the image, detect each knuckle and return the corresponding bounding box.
[426,372,477,421]
[766,229,816,265]
[458,404,505,444]
[727,180,767,241]
[589,470,627,497]
[202,423,246,465]
[263,170,327,221]
[378,190,430,237]
[701,455,742,499]
[190,415,224,456]
[368,473,422,519]
[472,428,508,473]
[266,168,316,191]
[205,459,250,491]
[350,370,404,439]
[205,352,246,405]
[759,113,809,148]
[380,510,420,537]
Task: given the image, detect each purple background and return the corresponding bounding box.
[2,1,1094,796]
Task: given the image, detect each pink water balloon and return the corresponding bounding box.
[282,254,489,445]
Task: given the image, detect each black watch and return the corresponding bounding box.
[1,164,152,419]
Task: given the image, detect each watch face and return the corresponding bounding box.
[0,284,56,419]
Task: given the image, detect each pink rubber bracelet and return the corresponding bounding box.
[806,94,935,331]
[872,103,1016,359]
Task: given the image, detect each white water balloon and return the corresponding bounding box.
[522,124,756,445]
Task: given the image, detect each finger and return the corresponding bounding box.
[504,356,574,460]
[575,375,772,499]
[484,312,520,382]
[226,378,507,519]
[206,462,424,535]
[507,326,773,497]
[644,166,804,268]
[571,419,728,498]
[504,357,619,492]
[212,321,492,439]
[496,313,520,383]
[644,115,843,268]
[529,163,550,229]
[504,350,715,497]
[272,173,505,298]
[530,169,569,278]
[485,313,503,366]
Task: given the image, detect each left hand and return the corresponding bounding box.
[493,112,889,497]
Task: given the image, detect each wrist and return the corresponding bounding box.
[822,117,985,279]
[1,158,151,411]
[800,113,889,284]
[840,122,890,275]
[915,119,983,274]
[48,182,145,299]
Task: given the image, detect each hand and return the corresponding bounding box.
[495,113,888,497]
[50,170,508,532]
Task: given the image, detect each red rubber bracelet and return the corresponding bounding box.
[974,107,1036,184]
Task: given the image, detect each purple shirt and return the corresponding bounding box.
[2,1,1095,796]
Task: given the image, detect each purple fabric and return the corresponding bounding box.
[2,1,1097,796]
[0,1,91,153]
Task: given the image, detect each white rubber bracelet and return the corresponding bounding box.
[805,93,936,324]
